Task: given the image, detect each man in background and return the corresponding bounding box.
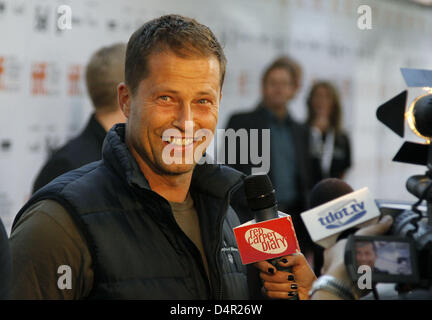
[32,43,126,193]
[225,56,314,256]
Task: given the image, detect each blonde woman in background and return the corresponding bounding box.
[306,81,351,185]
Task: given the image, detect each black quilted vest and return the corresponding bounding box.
[13,124,252,300]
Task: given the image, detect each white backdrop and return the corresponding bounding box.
[0,0,432,234]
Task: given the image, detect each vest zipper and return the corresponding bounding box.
[214,215,225,300]
[150,179,244,300]
[213,180,244,300]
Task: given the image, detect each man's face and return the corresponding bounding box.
[356,243,377,269]
[262,67,297,109]
[122,50,221,176]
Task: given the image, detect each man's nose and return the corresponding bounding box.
[173,102,193,132]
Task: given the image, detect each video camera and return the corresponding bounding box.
[346,68,432,295]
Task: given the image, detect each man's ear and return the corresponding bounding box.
[118,82,131,118]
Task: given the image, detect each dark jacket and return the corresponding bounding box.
[32,114,106,193]
[0,218,11,300]
[14,124,252,300]
[308,130,351,185]
[224,104,313,211]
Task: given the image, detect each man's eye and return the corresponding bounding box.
[197,99,210,104]
[159,96,170,101]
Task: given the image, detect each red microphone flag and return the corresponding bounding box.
[234,216,300,265]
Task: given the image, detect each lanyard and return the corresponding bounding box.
[310,127,335,177]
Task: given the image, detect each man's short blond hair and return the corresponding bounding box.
[85,43,126,112]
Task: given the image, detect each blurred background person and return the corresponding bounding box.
[224,56,315,259]
[306,81,351,185]
[32,43,127,193]
[305,81,352,275]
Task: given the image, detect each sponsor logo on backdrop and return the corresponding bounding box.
[27,124,42,154]
[12,2,25,16]
[67,65,83,96]
[34,4,73,34]
[27,124,61,155]
[0,57,4,90]
[0,2,5,15]
[34,5,49,32]
[31,63,47,95]
[0,139,11,154]
[31,62,60,96]
[107,19,117,31]
[0,56,21,92]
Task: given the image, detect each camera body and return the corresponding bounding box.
[371,197,432,290]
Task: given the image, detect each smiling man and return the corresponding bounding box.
[10,14,315,300]
[118,48,219,200]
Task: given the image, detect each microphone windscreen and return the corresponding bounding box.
[244,174,276,211]
[309,178,354,209]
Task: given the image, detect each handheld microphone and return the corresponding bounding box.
[242,174,299,299]
[243,174,279,222]
[301,178,381,248]
[309,178,354,208]
[310,178,359,242]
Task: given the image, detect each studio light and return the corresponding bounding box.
[376,68,432,167]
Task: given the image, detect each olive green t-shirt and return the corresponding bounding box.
[170,193,210,279]
[10,194,209,299]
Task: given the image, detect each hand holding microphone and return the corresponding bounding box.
[253,253,316,300]
[236,174,316,300]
